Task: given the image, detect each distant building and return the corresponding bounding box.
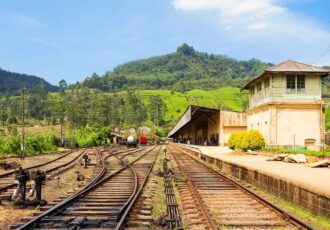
[167,105,246,146]
[241,60,330,150]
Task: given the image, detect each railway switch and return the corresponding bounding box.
[69,216,101,228]
[29,170,47,206]
[12,167,30,206]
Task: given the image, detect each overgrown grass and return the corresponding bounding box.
[262,147,330,157]
[0,133,59,156]
[152,155,167,220]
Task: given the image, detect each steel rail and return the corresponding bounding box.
[174,145,315,230]
[0,149,77,179]
[17,146,135,229]
[0,150,86,194]
[114,147,160,230]
[16,146,155,230]
[114,155,138,221]
[170,147,218,230]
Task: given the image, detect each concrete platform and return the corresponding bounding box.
[174,144,330,218]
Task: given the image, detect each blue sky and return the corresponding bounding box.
[0,0,330,84]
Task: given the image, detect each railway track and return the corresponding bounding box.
[0,145,129,200]
[169,145,314,230]
[16,145,160,229]
[0,149,87,196]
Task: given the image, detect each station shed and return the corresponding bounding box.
[167,105,246,146]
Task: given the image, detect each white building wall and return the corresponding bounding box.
[276,108,321,148]
[246,108,271,144]
[247,106,323,150]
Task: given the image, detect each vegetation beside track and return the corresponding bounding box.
[0,127,111,156]
[262,147,330,157]
[152,155,167,220]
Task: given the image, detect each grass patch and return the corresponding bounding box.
[152,152,167,220]
[262,147,330,157]
[152,176,167,219]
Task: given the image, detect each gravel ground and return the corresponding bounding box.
[0,149,101,229]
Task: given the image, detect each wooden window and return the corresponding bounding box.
[257,82,262,92]
[250,86,255,94]
[297,75,305,92]
[286,75,295,92]
[264,78,270,88]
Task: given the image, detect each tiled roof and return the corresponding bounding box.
[241,60,330,90]
[265,60,330,73]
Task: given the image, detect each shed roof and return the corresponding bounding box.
[241,60,330,90]
[167,105,219,138]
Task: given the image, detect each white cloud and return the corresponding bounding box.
[171,0,330,65]
[172,0,286,30]
[248,22,267,30]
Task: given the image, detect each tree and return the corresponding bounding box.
[147,96,167,126]
[58,79,67,96]
[0,99,8,128]
[177,43,196,56]
[122,91,146,128]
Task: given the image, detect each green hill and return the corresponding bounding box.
[81,43,272,92]
[0,68,58,95]
[136,87,247,122]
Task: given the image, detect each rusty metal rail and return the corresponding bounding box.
[171,149,218,230]
[0,149,87,195]
[0,149,76,179]
[169,145,314,230]
[16,146,157,229]
[114,147,160,230]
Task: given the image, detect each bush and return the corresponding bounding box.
[0,133,58,156]
[25,134,58,155]
[67,128,104,147]
[228,132,244,149]
[228,130,265,151]
[241,130,265,151]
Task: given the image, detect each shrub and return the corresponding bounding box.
[0,133,58,156]
[228,132,244,149]
[228,130,265,151]
[241,130,265,151]
[67,128,103,147]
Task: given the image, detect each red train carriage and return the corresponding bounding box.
[139,136,148,145]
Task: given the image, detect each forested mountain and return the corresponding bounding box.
[81,44,272,92]
[0,68,58,95]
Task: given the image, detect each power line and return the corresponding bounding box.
[310,45,330,65]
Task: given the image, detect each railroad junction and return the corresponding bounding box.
[0,143,327,229]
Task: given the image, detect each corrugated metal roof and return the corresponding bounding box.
[241,60,330,90]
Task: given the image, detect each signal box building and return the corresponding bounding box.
[168,105,246,146]
[241,60,330,150]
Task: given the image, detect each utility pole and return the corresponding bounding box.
[60,119,63,140]
[21,87,26,160]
